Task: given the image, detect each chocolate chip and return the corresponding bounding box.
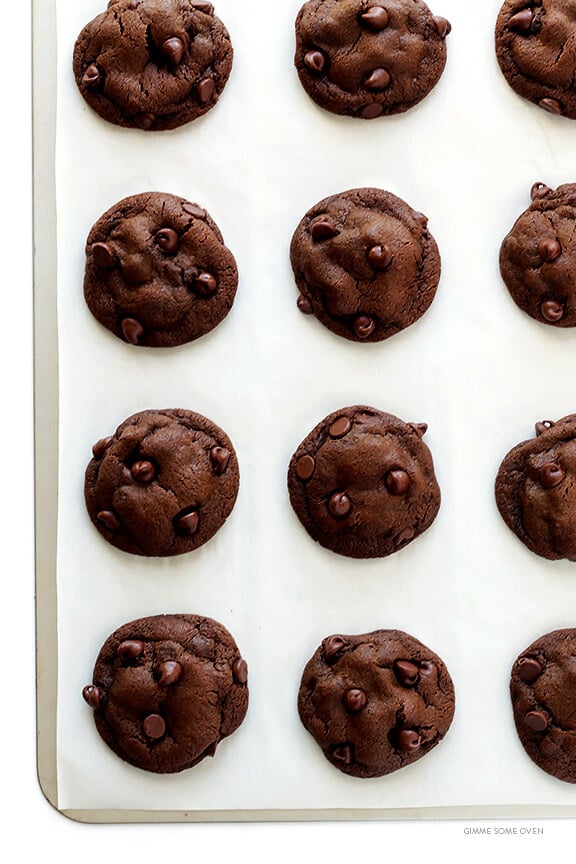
[535,420,554,436]
[518,657,543,683]
[385,469,411,496]
[92,437,113,459]
[304,49,327,74]
[354,316,375,339]
[192,0,214,12]
[323,635,348,663]
[329,416,351,438]
[194,272,218,296]
[531,183,552,201]
[118,640,145,661]
[232,658,248,684]
[174,510,199,536]
[409,422,428,438]
[121,317,144,345]
[157,660,182,688]
[143,713,166,740]
[92,242,117,268]
[296,454,316,481]
[508,9,533,33]
[134,112,156,129]
[131,460,155,483]
[393,659,419,687]
[155,228,179,254]
[210,446,230,474]
[433,16,451,37]
[539,462,564,488]
[331,744,353,764]
[540,299,564,322]
[196,78,216,104]
[361,103,383,119]
[343,688,367,712]
[525,711,549,732]
[395,526,415,547]
[414,212,429,229]
[419,661,438,684]
[311,220,339,241]
[97,510,121,530]
[297,294,314,314]
[398,730,421,752]
[539,98,563,116]
[538,238,562,262]
[82,684,101,709]
[360,7,389,31]
[160,37,185,68]
[364,68,391,90]
[367,244,392,271]
[329,491,352,518]
[82,64,101,88]
[182,202,206,219]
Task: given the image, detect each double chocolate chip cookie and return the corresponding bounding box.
[298,630,455,778]
[495,414,576,560]
[291,188,440,342]
[84,192,238,348]
[85,409,239,556]
[511,629,576,783]
[288,406,441,558]
[295,0,451,119]
[82,614,249,773]
[500,183,576,327]
[495,1,576,118]
[73,0,233,130]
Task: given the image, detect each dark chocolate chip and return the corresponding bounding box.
[97,510,121,530]
[134,112,156,129]
[192,1,214,12]
[182,202,206,219]
[118,640,145,661]
[194,272,218,296]
[539,98,563,116]
[538,238,561,262]
[364,68,391,90]
[157,660,182,688]
[155,228,179,254]
[296,454,316,481]
[539,462,564,488]
[297,294,314,314]
[329,491,352,518]
[535,420,554,436]
[361,103,383,119]
[433,16,451,37]
[367,244,392,271]
[82,684,101,709]
[540,299,564,322]
[311,220,339,241]
[196,78,216,104]
[354,315,376,339]
[531,183,552,201]
[385,469,411,496]
[82,64,101,88]
[92,242,117,268]
[329,416,352,438]
[160,37,185,68]
[331,744,353,764]
[393,659,419,687]
[414,212,429,229]
[121,317,144,345]
[395,526,415,547]
[419,661,438,684]
[232,658,248,684]
[343,688,368,712]
[398,729,421,752]
[409,422,428,438]
[518,657,543,683]
[131,460,156,483]
[174,510,199,536]
[508,9,533,33]
[360,7,389,31]
[92,437,113,459]
[143,713,166,740]
[304,49,327,74]
[324,635,348,662]
[210,446,231,474]
[525,711,549,732]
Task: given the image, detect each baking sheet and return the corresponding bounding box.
[42,0,576,817]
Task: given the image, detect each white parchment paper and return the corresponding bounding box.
[55,0,576,813]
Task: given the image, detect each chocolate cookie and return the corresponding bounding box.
[85,409,239,556]
[82,614,249,773]
[294,0,451,119]
[298,630,455,778]
[288,406,440,558]
[73,0,233,130]
[500,183,576,327]
[495,1,576,118]
[495,415,576,560]
[510,629,576,783]
[84,192,238,347]
[290,188,440,342]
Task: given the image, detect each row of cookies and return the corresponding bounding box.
[74,1,576,128]
[83,183,576,350]
[85,405,576,563]
[81,614,576,784]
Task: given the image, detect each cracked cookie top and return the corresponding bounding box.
[82,614,249,773]
[84,409,239,557]
[294,0,451,119]
[495,1,576,118]
[298,629,455,778]
[73,0,233,130]
[510,628,576,783]
[287,406,441,559]
[290,188,440,342]
[84,192,238,348]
